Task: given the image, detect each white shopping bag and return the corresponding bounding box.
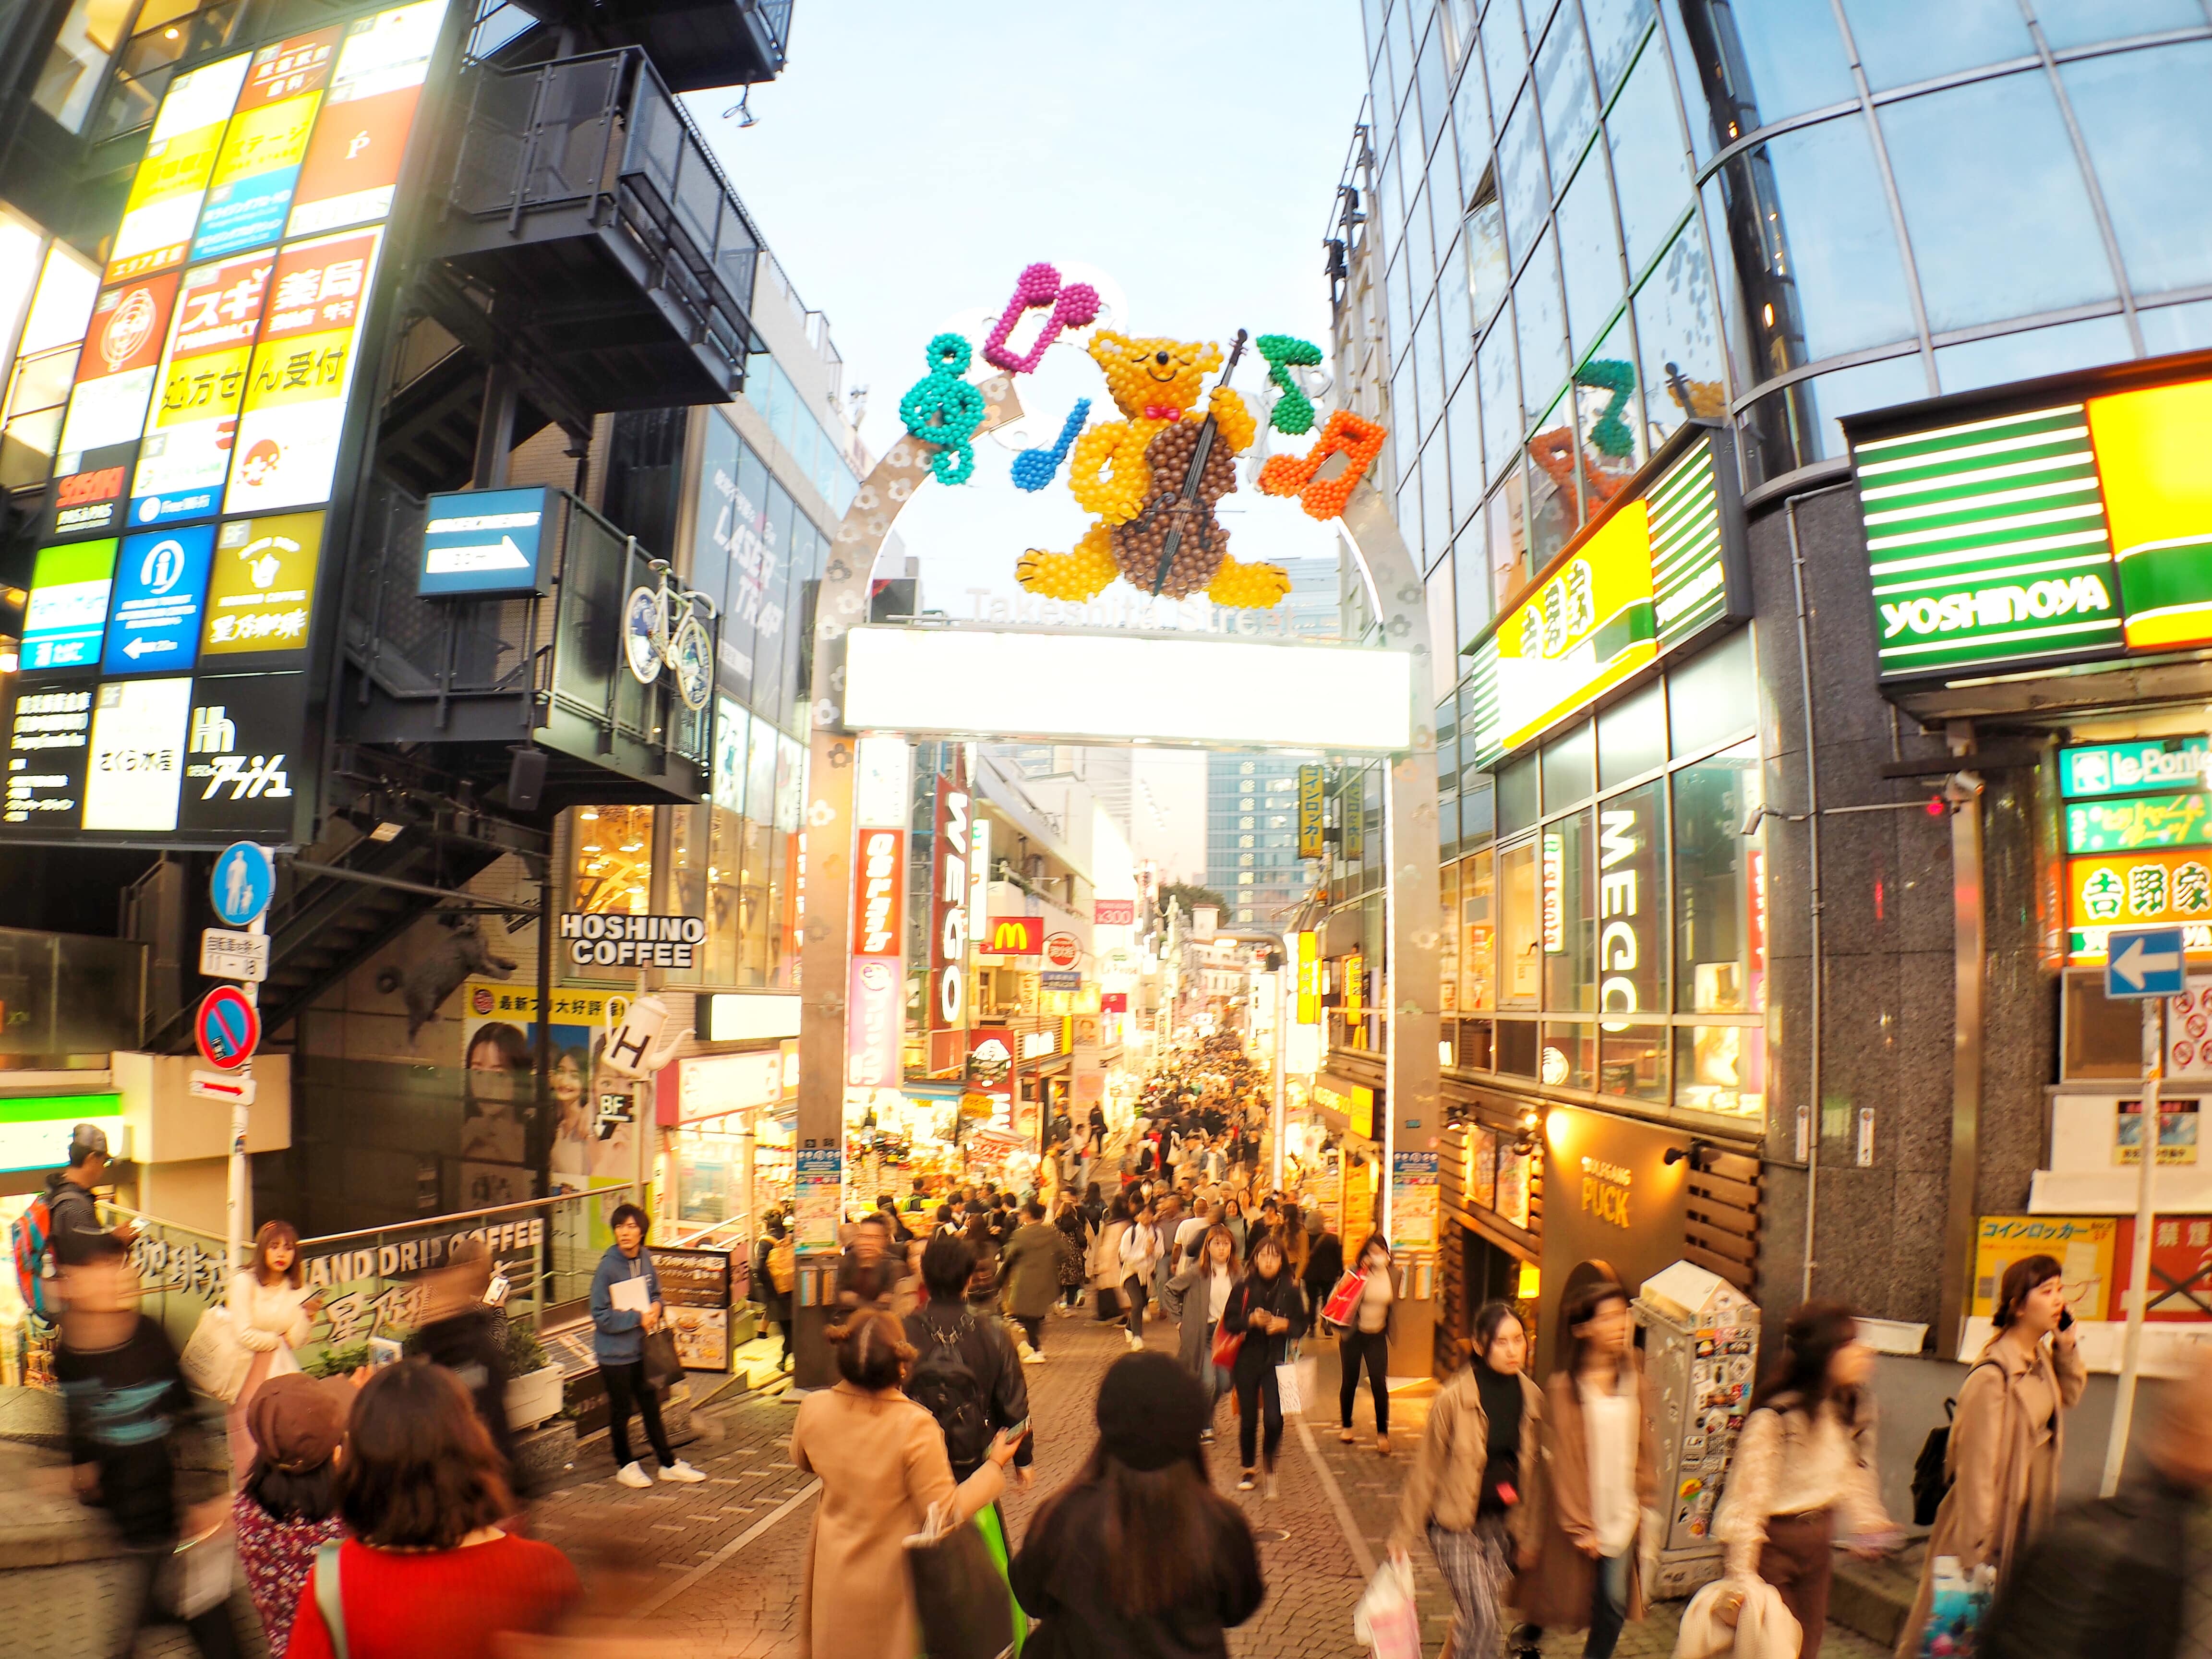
[1351,1554,1422,1659]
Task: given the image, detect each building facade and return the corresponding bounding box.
[1335,0,2212,1378]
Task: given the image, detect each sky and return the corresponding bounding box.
[686,1,1372,616]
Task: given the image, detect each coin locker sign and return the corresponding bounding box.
[1297,763,1324,858]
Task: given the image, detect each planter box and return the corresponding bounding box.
[511,1419,576,1496]
[505,1363,565,1431]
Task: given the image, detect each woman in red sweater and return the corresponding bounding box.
[286,1359,577,1658]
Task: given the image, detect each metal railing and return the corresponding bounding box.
[444,46,763,385]
[0,928,146,1064]
[344,479,715,771]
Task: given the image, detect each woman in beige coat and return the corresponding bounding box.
[1896,1253,2087,1659]
[1389,1299,1546,1659]
[1514,1280,1659,1659]
[790,1308,1022,1659]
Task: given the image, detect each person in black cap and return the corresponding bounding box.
[1010,1350,1264,1658]
[46,1123,137,1267]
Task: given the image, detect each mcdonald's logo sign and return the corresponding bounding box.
[983,915,1042,955]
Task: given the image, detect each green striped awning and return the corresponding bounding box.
[1649,439,1728,646]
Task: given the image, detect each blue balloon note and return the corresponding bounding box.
[1010,400,1091,493]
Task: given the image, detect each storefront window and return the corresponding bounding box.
[1542,808,1595,1012]
[1599,1025,1669,1103]
[1498,1017,1539,1077]
[1440,861,1461,1012]
[570,805,652,915]
[1598,780,1667,1023]
[1499,840,1540,1005]
[1673,740,1764,1012]
[1541,1021,1593,1089]
[1461,849,1495,1010]
[1675,1024,1765,1120]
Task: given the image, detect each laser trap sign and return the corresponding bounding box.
[560,911,705,970]
[418,485,552,596]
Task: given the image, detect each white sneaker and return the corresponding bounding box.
[659,1461,707,1483]
[1022,1350,1048,1364]
[614,1462,652,1489]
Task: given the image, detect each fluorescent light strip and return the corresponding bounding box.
[1868,526,2115,578]
[1856,424,2090,477]
[1877,617,2119,658]
[1854,404,2083,457]
[1867,551,2120,596]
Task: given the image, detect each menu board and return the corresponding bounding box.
[650,1246,733,1372]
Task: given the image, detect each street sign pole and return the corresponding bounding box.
[209,842,273,1274]
[228,910,262,1277]
[2101,925,2184,1496]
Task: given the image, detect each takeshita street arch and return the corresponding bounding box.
[789,267,1442,1384]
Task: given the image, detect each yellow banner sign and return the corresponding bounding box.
[1297,764,1324,858]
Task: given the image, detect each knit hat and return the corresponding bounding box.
[245,1372,353,1473]
[1095,1351,1208,1471]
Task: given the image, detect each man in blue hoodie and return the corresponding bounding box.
[590,1202,706,1490]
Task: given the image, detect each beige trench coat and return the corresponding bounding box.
[1894,1330,2087,1658]
[1388,1364,1545,1555]
[1512,1356,1659,1631]
[790,1381,1003,1659]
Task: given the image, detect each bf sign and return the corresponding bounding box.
[600,993,689,1079]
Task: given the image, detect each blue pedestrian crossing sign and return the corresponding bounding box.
[210,842,274,928]
[2107,926,2187,998]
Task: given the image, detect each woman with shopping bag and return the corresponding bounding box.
[1337,1234,1397,1455]
[223,1220,313,1477]
[1709,1302,1899,1658]
[791,1307,1022,1659]
[1388,1300,1545,1659]
[1161,1224,1242,1438]
[1221,1234,1307,1495]
[1515,1279,1659,1659]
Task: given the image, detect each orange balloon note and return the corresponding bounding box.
[1255,409,1388,521]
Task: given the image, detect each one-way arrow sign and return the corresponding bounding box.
[2108,926,2187,998]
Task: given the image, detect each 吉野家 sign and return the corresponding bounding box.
[559,911,705,969]
[1463,430,1743,766]
[1298,763,1325,857]
[419,486,553,596]
[1851,373,2212,680]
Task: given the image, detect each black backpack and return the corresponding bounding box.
[1911,1359,1996,1525]
[907,1312,993,1471]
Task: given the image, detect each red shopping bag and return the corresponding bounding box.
[1321,1270,1367,1328]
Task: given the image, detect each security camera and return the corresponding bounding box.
[1943,770,1984,807]
[1738,801,1767,837]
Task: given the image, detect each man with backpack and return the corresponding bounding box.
[904,1234,1034,1485]
[16,1124,137,1327]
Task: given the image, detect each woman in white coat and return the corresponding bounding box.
[226,1219,313,1476]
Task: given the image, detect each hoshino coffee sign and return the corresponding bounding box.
[560,912,706,968]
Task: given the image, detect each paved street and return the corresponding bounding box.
[500,1312,1890,1659]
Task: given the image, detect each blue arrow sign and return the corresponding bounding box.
[210,841,274,927]
[2107,926,2187,998]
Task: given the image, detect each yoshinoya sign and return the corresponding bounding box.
[1848,366,2212,681]
[559,911,705,969]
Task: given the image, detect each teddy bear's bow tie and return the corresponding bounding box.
[1143,405,1184,421]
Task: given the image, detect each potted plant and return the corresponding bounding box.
[504,1319,564,1431]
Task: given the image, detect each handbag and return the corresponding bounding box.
[904,1498,1015,1659]
[179,1304,252,1403]
[1351,1553,1422,1659]
[1321,1269,1367,1328]
[642,1326,683,1391]
[1275,1347,1316,1416]
[165,1512,236,1620]
[1210,1321,1244,1370]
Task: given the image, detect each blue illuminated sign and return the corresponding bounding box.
[103,523,216,675]
[419,486,553,596]
[126,486,224,529]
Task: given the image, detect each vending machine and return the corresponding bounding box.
[1632,1261,1761,1599]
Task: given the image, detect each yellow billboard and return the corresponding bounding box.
[1491,499,1658,755]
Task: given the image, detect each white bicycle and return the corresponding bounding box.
[623,558,716,712]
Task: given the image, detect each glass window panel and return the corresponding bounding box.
[571,805,655,915]
[1376,147,1402,260]
[1462,848,1496,1010]
[1498,90,1550,262]
[2141,299,2212,357]
[1576,311,1645,498]
[1400,98,1428,222]
[1467,195,1512,325]
[2037,0,2206,49]
[1784,351,1930,469]
[1934,316,2133,397]
[1598,679,1666,787]
[2062,44,2212,299]
[1541,1022,1594,1088]
[1606,43,1694,281]
[1454,53,1493,194]
[1416,297,1446,436]
[1487,464,1532,607]
[1541,719,1593,806]
[1498,754,1540,834]
[1363,0,1388,63]
[34,0,134,132]
[1668,630,1754,757]
[1454,521,1492,649]
[1426,557,1460,705]
[1447,369,1485,530]
[1599,1026,1668,1103]
[1515,228,1569,421]
[1393,0,1420,97]
[1597,778,1667,1026]
[1440,232,1476,389]
[1522,0,1562,40]
[1660,0,1719,164]
[1672,737,1763,1013]
[1682,0,1856,131]
[1879,74,2115,333]
[1479,297,1524,482]
[1675,1024,1764,1120]
[1633,227,1728,451]
[1440,857,1462,1006]
[1498,1017,1540,1076]
[1555,153,1624,362]
[1483,0,1529,127]
[1430,114,1464,230]
[1399,469,1425,561]
[1462,773,1497,839]
[1534,4,1596,185]
[1422,426,1453,563]
[1839,0,2032,90]
[1584,0,1653,103]
[1418,14,1452,151]
[1386,247,1414,367]
[1527,404,1583,567]
[1716,117,1917,371]
[1393,357,1419,467]
[20,242,99,356]
[1498,838,1540,1004]
[1542,807,1596,1010]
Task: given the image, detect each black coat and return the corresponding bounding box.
[1981,1477,2197,1659]
[413,1305,516,1473]
[1010,1479,1264,1659]
[1300,1231,1344,1310]
[902,1303,1034,1479]
[1221,1271,1307,1376]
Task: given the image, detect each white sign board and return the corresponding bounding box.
[198,927,269,982]
[189,1069,256,1104]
